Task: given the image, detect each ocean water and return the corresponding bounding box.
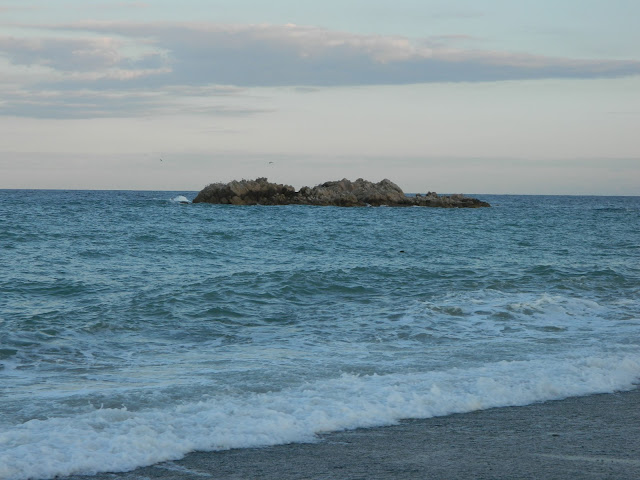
[0,190,639,480]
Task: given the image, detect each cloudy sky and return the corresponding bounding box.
[1,1,639,194]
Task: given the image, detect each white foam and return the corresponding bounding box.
[1,353,638,480]
[170,195,190,203]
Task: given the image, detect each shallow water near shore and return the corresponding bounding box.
[1,191,639,479]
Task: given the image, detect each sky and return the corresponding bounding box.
[1,1,639,194]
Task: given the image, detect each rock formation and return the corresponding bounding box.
[192,178,490,208]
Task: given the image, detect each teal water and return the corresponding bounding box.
[1,191,639,479]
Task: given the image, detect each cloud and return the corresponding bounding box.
[12,21,640,85]
[0,33,167,74]
[0,82,266,119]
[0,6,40,13]
[2,21,640,118]
[95,1,151,9]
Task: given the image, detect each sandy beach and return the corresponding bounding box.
[62,388,640,480]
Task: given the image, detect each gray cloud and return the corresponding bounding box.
[0,83,267,119]
[0,35,124,70]
[2,21,640,118]
[16,22,640,85]
[0,33,169,75]
[0,6,40,13]
[94,1,151,9]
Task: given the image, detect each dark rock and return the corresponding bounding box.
[192,178,490,208]
[192,178,297,206]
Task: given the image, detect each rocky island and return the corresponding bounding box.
[192,178,490,208]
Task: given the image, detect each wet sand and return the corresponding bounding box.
[66,388,640,480]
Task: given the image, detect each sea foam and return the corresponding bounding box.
[1,353,638,480]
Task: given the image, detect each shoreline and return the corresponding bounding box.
[64,388,640,480]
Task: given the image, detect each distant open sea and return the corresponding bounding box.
[1,190,639,480]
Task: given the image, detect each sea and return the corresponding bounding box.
[0,190,639,480]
